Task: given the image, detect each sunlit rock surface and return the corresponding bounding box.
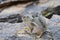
[0,0,60,40]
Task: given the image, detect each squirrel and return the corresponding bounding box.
[22,15,47,38]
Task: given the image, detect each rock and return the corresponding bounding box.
[7,14,23,23]
[50,15,60,24]
[0,18,8,22]
[39,0,49,4]
[5,35,33,40]
[42,6,60,19]
[0,0,38,8]
[52,6,60,15]
[41,7,53,19]
[0,14,23,23]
